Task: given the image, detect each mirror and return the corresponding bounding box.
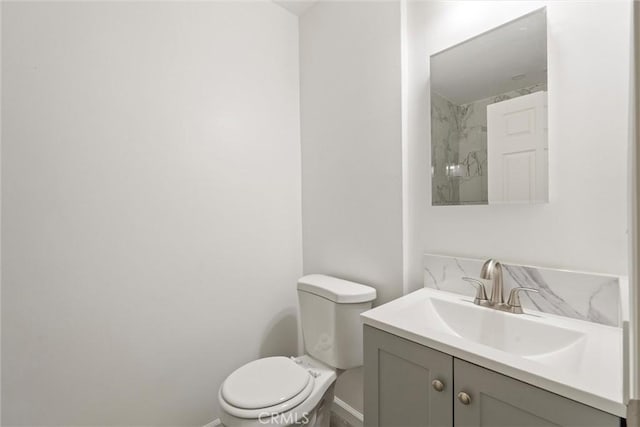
[430,8,548,206]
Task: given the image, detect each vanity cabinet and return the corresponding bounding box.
[452,358,619,427]
[363,326,621,427]
[363,325,453,427]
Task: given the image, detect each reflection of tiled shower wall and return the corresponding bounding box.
[458,125,487,203]
[431,83,546,205]
[431,92,460,204]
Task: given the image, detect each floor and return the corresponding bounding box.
[330,412,356,427]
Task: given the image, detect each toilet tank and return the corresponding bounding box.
[297,274,377,370]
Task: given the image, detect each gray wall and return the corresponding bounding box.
[1,2,302,425]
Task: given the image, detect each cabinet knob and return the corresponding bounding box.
[431,379,445,392]
[457,391,472,405]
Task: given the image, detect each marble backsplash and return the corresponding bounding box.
[423,254,622,327]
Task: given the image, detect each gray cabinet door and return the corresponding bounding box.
[453,358,621,427]
[364,325,454,427]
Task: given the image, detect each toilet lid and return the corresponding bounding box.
[221,357,311,409]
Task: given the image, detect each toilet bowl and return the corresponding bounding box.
[219,355,336,427]
[218,275,376,427]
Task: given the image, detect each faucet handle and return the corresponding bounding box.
[507,287,539,313]
[461,277,489,304]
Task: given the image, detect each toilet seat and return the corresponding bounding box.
[219,357,315,419]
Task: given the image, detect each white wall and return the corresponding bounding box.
[298,0,403,414]
[299,0,403,306]
[0,3,3,423]
[631,0,639,405]
[406,0,634,291]
[1,2,301,425]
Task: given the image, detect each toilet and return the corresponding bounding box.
[218,274,377,427]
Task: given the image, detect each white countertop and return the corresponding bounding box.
[361,287,626,417]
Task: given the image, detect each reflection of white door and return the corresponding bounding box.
[487,91,548,203]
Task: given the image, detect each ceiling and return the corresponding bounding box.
[273,1,318,17]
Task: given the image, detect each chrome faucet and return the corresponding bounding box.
[462,258,539,314]
[481,258,504,306]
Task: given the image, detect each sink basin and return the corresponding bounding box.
[367,289,586,361]
[360,287,624,417]
[427,297,585,357]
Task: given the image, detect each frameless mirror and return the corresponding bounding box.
[431,8,548,206]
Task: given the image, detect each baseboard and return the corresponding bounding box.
[628,399,639,427]
[204,399,362,427]
[332,396,364,427]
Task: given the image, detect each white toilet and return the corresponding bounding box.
[218,274,376,427]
